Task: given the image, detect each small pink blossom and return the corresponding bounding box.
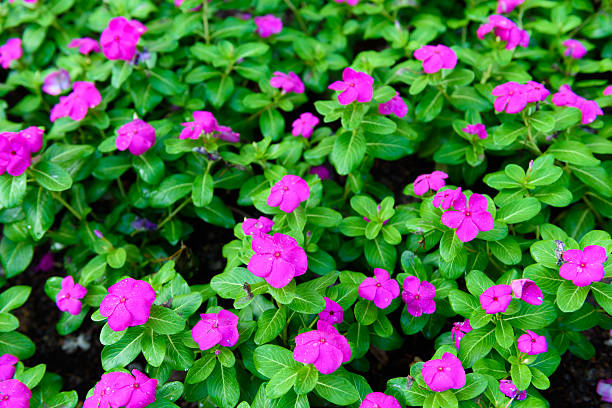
[358,268,400,309]
[328,67,374,105]
[451,319,472,349]
[510,279,543,305]
[597,379,612,403]
[0,39,22,69]
[56,276,87,316]
[441,193,494,242]
[432,187,463,211]
[248,233,308,288]
[216,125,240,143]
[319,297,343,325]
[552,84,579,106]
[462,124,487,139]
[100,278,156,331]
[499,380,526,400]
[517,330,547,355]
[480,284,513,314]
[242,216,274,236]
[0,355,18,381]
[174,0,203,10]
[560,245,607,287]
[100,17,146,61]
[604,86,612,96]
[0,379,31,408]
[524,81,550,103]
[402,276,436,317]
[42,69,71,95]
[125,369,157,408]
[552,84,604,124]
[413,44,457,74]
[292,113,319,138]
[0,132,33,177]
[293,320,351,374]
[192,309,239,350]
[50,81,101,122]
[334,0,359,5]
[8,0,38,3]
[477,15,529,50]
[254,15,282,38]
[19,126,43,154]
[309,165,330,180]
[180,111,218,140]
[422,353,466,392]
[116,119,156,156]
[360,392,401,408]
[68,37,100,55]
[270,71,305,94]
[83,372,134,408]
[413,171,448,196]
[378,92,408,118]
[496,0,524,13]
[267,175,310,213]
[563,39,587,59]
[94,229,104,239]
[492,81,528,114]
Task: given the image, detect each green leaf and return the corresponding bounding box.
[0,174,26,208]
[503,301,557,330]
[253,345,300,379]
[150,174,192,208]
[364,236,396,270]
[495,320,514,349]
[24,187,54,241]
[147,305,186,335]
[330,129,366,175]
[454,373,487,401]
[489,237,522,265]
[465,270,494,298]
[186,354,217,384]
[510,363,532,391]
[365,134,414,160]
[0,331,36,359]
[80,255,107,286]
[93,156,131,180]
[498,197,541,224]
[416,90,444,122]
[307,208,342,228]
[259,108,284,141]
[493,122,527,147]
[0,312,19,332]
[341,103,367,130]
[207,364,240,408]
[528,111,554,133]
[15,364,46,389]
[315,374,360,405]
[458,327,495,368]
[288,288,325,314]
[591,282,612,315]
[30,161,73,191]
[165,333,195,370]
[556,281,589,312]
[548,140,600,166]
[101,328,144,370]
[133,152,165,185]
[0,238,34,278]
[354,299,378,326]
[440,230,463,262]
[192,173,214,207]
[361,115,397,134]
[530,367,550,390]
[0,285,31,313]
[450,87,491,111]
[106,247,126,269]
[194,196,236,228]
[569,165,612,197]
[448,290,479,318]
[295,364,319,395]
[255,306,286,345]
[267,367,299,399]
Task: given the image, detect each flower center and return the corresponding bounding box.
[509,91,514,96]
[437,366,444,372]
[120,297,127,303]
[531,338,536,343]
[329,311,334,315]
[376,282,381,288]
[414,294,420,300]
[282,186,289,191]
[465,211,471,217]
[493,296,498,301]
[212,323,218,328]
[2,395,9,400]
[114,35,120,41]
[274,252,281,258]
[65,293,71,299]
[134,383,140,389]
[320,338,326,343]
[579,262,586,268]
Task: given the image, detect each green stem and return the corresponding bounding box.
[282,0,308,32]
[202,0,210,45]
[480,63,493,84]
[157,197,192,230]
[51,192,82,220]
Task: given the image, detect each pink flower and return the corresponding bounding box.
[0,133,32,177]
[462,124,487,139]
[83,372,134,408]
[293,320,351,374]
[552,84,579,106]
[597,379,612,403]
[524,81,550,103]
[358,268,400,309]
[517,330,547,355]
[422,353,466,392]
[242,216,274,236]
[499,380,526,400]
[216,125,240,143]
[441,193,494,242]
[402,276,436,317]
[192,309,239,350]
[100,278,156,331]
[116,119,156,156]
[432,187,463,211]
[56,276,87,315]
[480,284,513,314]
[413,171,448,196]
[334,0,359,5]
[125,369,157,408]
[510,279,543,305]
[270,71,305,94]
[8,0,38,3]
[451,319,472,349]
[604,86,612,96]
[254,15,282,38]
[68,37,100,55]
[360,392,401,408]
[328,67,374,105]
[492,81,528,114]
[552,84,603,124]
[0,379,31,408]
[0,355,18,381]
[180,111,218,139]
[100,17,146,61]
[94,229,104,239]
[0,39,22,69]
[19,126,43,154]
[248,233,308,288]
[309,165,330,180]
[413,44,457,74]
[50,81,101,122]
[42,69,71,95]
[563,39,587,59]
[560,245,607,287]
[292,113,319,138]
[319,297,343,325]
[477,15,529,50]
[378,92,408,118]
[267,175,310,213]
[496,0,524,13]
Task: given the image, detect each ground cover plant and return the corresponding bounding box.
[0,0,611,407]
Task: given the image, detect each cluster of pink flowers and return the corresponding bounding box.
[480,279,543,314]
[83,370,156,408]
[559,245,607,286]
[0,126,43,176]
[270,71,305,94]
[451,319,472,348]
[0,38,22,69]
[552,84,604,124]
[116,119,156,156]
[402,276,436,317]
[477,15,529,50]
[179,111,240,143]
[499,379,526,400]
[414,44,457,74]
[100,278,156,331]
[0,354,31,408]
[100,17,146,61]
[192,309,239,350]
[329,67,374,105]
[292,113,319,138]
[360,392,400,408]
[492,80,549,114]
[496,0,524,13]
[42,69,71,95]
[254,15,282,38]
[319,297,343,325]
[422,353,466,392]
[378,91,408,118]
[358,268,400,309]
[50,81,101,122]
[440,192,495,242]
[267,175,310,213]
[413,171,448,196]
[242,216,274,236]
[563,39,587,59]
[68,37,100,55]
[56,276,87,315]
[462,123,488,139]
[293,320,351,374]
[248,232,308,288]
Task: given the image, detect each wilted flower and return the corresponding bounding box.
[358,268,400,309]
[451,320,472,349]
[510,279,543,305]
[462,124,487,139]
[100,278,156,331]
[480,284,513,314]
[42,69,71,95]
[319,297,343,325]
[413,171,448,196]
[270,71,305,94]
[560,245,607,287]
[413,44,457,74]
[293,320,351,374]
[0,355,18,381]
[402,276,436,317]
[563,39,587,59]
[0,39,22,69]
[50,81,101,122]
[441,192,494,242]
[0,379,31,408]
[248,233,308,288]
[254,15,282,38]
[116,119,156,156]
[292,113,319,138]
[192,309,239,350]
[328,67,374,105]
[100,17,146,61]
[267,175,310,213]
[242,216,274,236]
[67,37,100,55]
[378,92,408,118]
[360,392,401,408]
[422,353,466,392]
[517,330,547,355]
[56,276,87,315]
[597,379,612,403]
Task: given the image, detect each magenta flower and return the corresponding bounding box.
[116,119,156,156]
[422,353,466,392]
[100,17,146,61]
[560,245,607,287]
[552,84,579,106]
[254,15,282,38]
[604,86,612,96]
[402,276,436,317]
[517,330,547,355]
[0,355,17,381]
[100,278,156,331]
[414,44,457,74]
[34,253,54,273]
[192,309,239,350]
[524,81,550,103]
[510,279,543,305]
[242,216,274,236]
[499,380,526,400]
[309,165,330,180]
[270,71,305,94]
[358,268,400,309]
[328,67,374,105]
[477,15,529,50]
[50,81,101,122]
[0,379,31,408]
[462,124,487,139]
[56,276,87,315]
[319,297,344,325]
[248,233,308,288]
[441,193,494,242]
[68,37,100,55]
[83,372,134,408]
[42,69,71,95]
[0,39,22,69]
[19,126,43,154]
[125,369,157,408]
[360,392,401,408]
[432,187,463,211]
[413,171,448,196]
[574,99,604,124]
[334,0,359,5]
[378,92,408,118]
[180,111,218,139]
[267,175,310,213]
[293,320,351,375]
[0,133,32,177]
[563,39,587,59]
[94,229,104,239]
[496,0,524,13]
[480,284,513,314]
[292,113,319,138]
[451,319,472,349]
[492,81,528,114]
[216,125,240,143]
[597,379,612,403]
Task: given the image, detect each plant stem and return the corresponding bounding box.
[51,192,82,220]
[202,0,210,44]
[282,0,308,32]
[157,197,192,230]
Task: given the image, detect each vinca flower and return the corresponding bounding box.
[402,276,436,317]
[50,81,101,122]
[604,86,612,96]
[293,320,351,374]
[559,245,607,287]
[292,113,319,138]
[319,297,343,325]
[334,0,359,5]
[100,278,156,331]
[0,39,22,69]
[360,392,401,408]
[0,355,18,381]
[492,81,528,114]
[480,284,513,314]
[309,165,330,180]
[270,71,305,94]
[116,119,156,156]
[242,216,274,236]
[180,111,218,139]
[56,276,87,315]
[552,84,603,124]
[0,379,31,408]
[517,330,547,355]
[378,92,408,118]
[422,353,466,392]
[433,187,463,210]
[358,268,400,309]
[100,17,146,61]
[248,233,308,288]
[451,319,472,349]
[524,81,550,103]
[0,133,32,177]
[328,67,374,105]
[462,124,487,139]
[413,44,457,74]
[499,380,526,400]
[125,369,157,408]
[563,39,587,59]
[510,279,543,305]
[192,309,239,350]
[267,175,310,213]
[67,37,100,55]
[597,379,612,403]
[254,15,282,37]
[496,0,524,13]
[42,69,71,95]
[83,372,137,408]
[441,193,494,242]
[477,15,529,50]
[413,171,448,196]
